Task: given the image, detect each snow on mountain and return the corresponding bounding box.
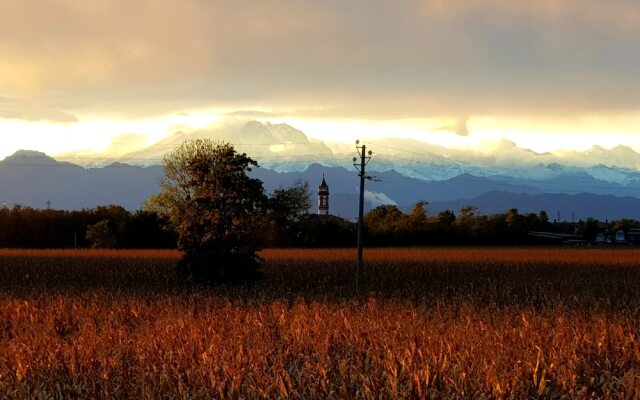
[2,148,640,220]
[50,119,640,189]
[116,120,334,169]
[583,164,640,185]
[557,145,640,170]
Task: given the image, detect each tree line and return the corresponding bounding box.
[0,205,176,249]
[0,183,340,250]
[1,139,638,254]
[2,197,638,249]
[11,138,640,284]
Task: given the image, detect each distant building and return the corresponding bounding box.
[317,175,329,215]
[628,228,640,245]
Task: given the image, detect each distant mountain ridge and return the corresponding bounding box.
[2,149,640,221]
[8,119,640,219]
[3,150,74,166]
[71,121,334,168]
[0,150,163,210]
[55,121,640,183]
[429,191,640,221]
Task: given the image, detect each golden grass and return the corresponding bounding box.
[0,248,181,259]
[0,248,638,398]
[5,246,639,263]
[262,247,640,264]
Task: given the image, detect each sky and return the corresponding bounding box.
[1,0,640,159]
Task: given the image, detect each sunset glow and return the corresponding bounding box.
[1,1,639,159]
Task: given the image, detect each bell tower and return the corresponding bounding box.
[317,175,329,215]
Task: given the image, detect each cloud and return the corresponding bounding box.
[435,117,469,136]
[104,134,150,156]
[364,190,398,207]
[0,0,639,121]
[0,107,78,123]
[0,95,79,123]
[223,110,287,118]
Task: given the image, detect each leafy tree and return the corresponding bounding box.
[409,201,429,230]
[505,208,520,225]
[456,206,479,242]
[435,210,456,227]
[610,219,639,234]
[295,215,357,247]
[459,206,478,220]
[119,211,177,249]
[86,220,117,248]
[146,139,267,283]
[574,218,600,241]
[538,210,549,225]
[364,205,407,234]
[364,205,410,245]
[271,180,312,221]
[266,180,312,246]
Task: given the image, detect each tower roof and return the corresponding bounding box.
[319,174,328,189]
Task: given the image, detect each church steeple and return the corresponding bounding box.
[318,174,330,215]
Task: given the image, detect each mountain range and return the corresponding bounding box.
[1,120,639,220]
[57,120,640,180]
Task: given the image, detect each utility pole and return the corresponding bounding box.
[353,140,373,295]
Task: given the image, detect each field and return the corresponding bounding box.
[0,248,639,398]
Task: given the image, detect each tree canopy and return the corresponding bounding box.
[265,180,312,246]
[146,139,267,283]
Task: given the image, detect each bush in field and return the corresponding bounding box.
[146,139,266,283]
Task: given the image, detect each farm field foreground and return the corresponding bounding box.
[0,248,639,398]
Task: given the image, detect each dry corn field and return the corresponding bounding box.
[0,248,639,399]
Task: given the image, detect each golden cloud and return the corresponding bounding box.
[0,0,638,122]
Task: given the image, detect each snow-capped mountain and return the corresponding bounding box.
[2,148,640,220]
[116,121,333,168]
[558,145,640,170]
[13,119,635,218]
[56,120,640,185]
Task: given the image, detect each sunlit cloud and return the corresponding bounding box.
[434,117,469,137]
[0,108,78,123]
[0,0,639,155]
